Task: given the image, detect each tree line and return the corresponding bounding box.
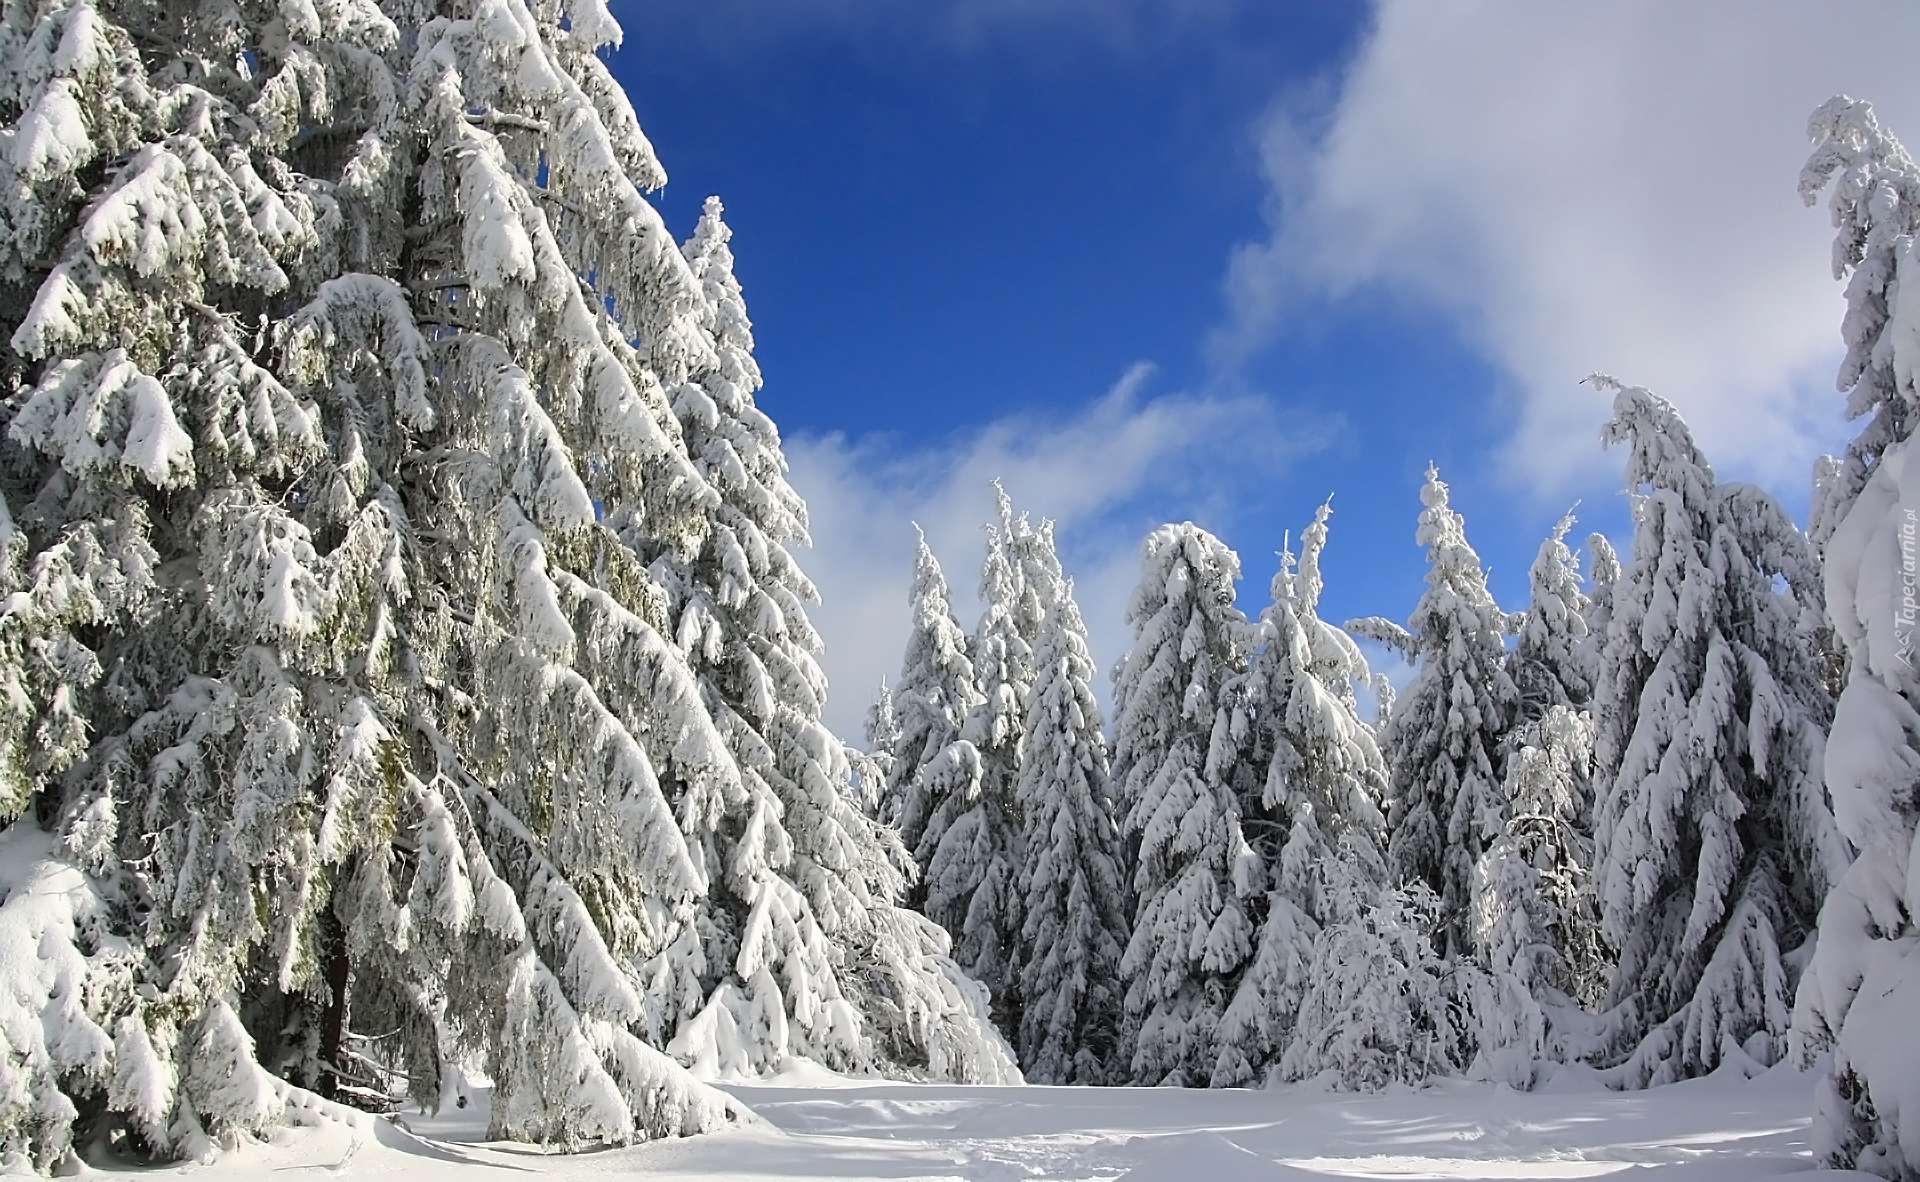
[871,98,1920,1178]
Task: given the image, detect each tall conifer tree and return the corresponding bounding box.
[1590,376,1844,1087]
[1016,582,1130,1084]
[0,0,751,1152]
[652,198,1018,1083]
[1111,523,1257,1086]
[1216,503,1390,1086]
[1792,96,1920,1180]
[1509,514,1596,724]
[1471,516,1607,1040]
[1351,466,1517,958]
[1582,533,1622,696]
[0,0,1011,1163]
[884,530,982,869]
[859,680,900,817]
[923,529,1028,1032]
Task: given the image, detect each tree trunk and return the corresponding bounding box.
[315,905,351,1101]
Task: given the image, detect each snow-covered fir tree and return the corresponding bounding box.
[1015,582,1130,1084]
[1509,513,1595,723]
[1800,99,1920,555]
[1215,502,1391,1087]
[922,525,1029,1034]
[900,486,1068,1042]
[1589,376,1845,1088]
[883,529,983,870]
[1111,523,1258,1086]
[1582,533,1622,690]
[1350,465,1518,959]
[1280,881,1466,1090]
[0,0,750,1155]
[1462,513,1607,1074]
[649,198,1017,1083]
[0,0,1009,1164]
[1791,96,1920,1181]
[990,480,1067,651]
[1471,704,1608,1079]
[857,680,900,817]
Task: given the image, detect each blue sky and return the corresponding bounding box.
[612,1,1920,735]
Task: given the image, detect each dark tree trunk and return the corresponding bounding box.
[315,906,351,1101]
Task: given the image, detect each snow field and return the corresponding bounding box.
[174,1065,1862,1182]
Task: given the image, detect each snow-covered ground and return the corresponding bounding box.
[166,1063,1864,1181]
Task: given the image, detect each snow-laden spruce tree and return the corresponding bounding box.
[1280,880,1466,1090]
[1215,502,1391,1087]
[858,680,900,817]
[1589,376,1845,1088]
[991,480,1067,651]
[647,199,1015,1083]
[1791,96,1920,1180]
[0,0,1010,1163]
[0,0,754,1156]
[1016,582,1131,1084]
[1111,523,1258,1086]
[1582,533,1622,694]
[1471,704,1608,1079]
[884,530,983,864]
[921,525,1029,1034]
[1800,99,1920,555]
[1509,514,1595,723]
[1350,465,1518,959]
[914,487,1067,1039]
[1463,514,1607,1076]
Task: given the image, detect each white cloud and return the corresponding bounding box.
[786,365,1334,739]
[1217,0,1920,494]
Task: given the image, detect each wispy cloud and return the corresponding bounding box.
[787,365,1335,738]
[1214,0,1920,496]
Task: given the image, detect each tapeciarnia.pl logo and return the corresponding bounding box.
[1900,508,1917,670]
